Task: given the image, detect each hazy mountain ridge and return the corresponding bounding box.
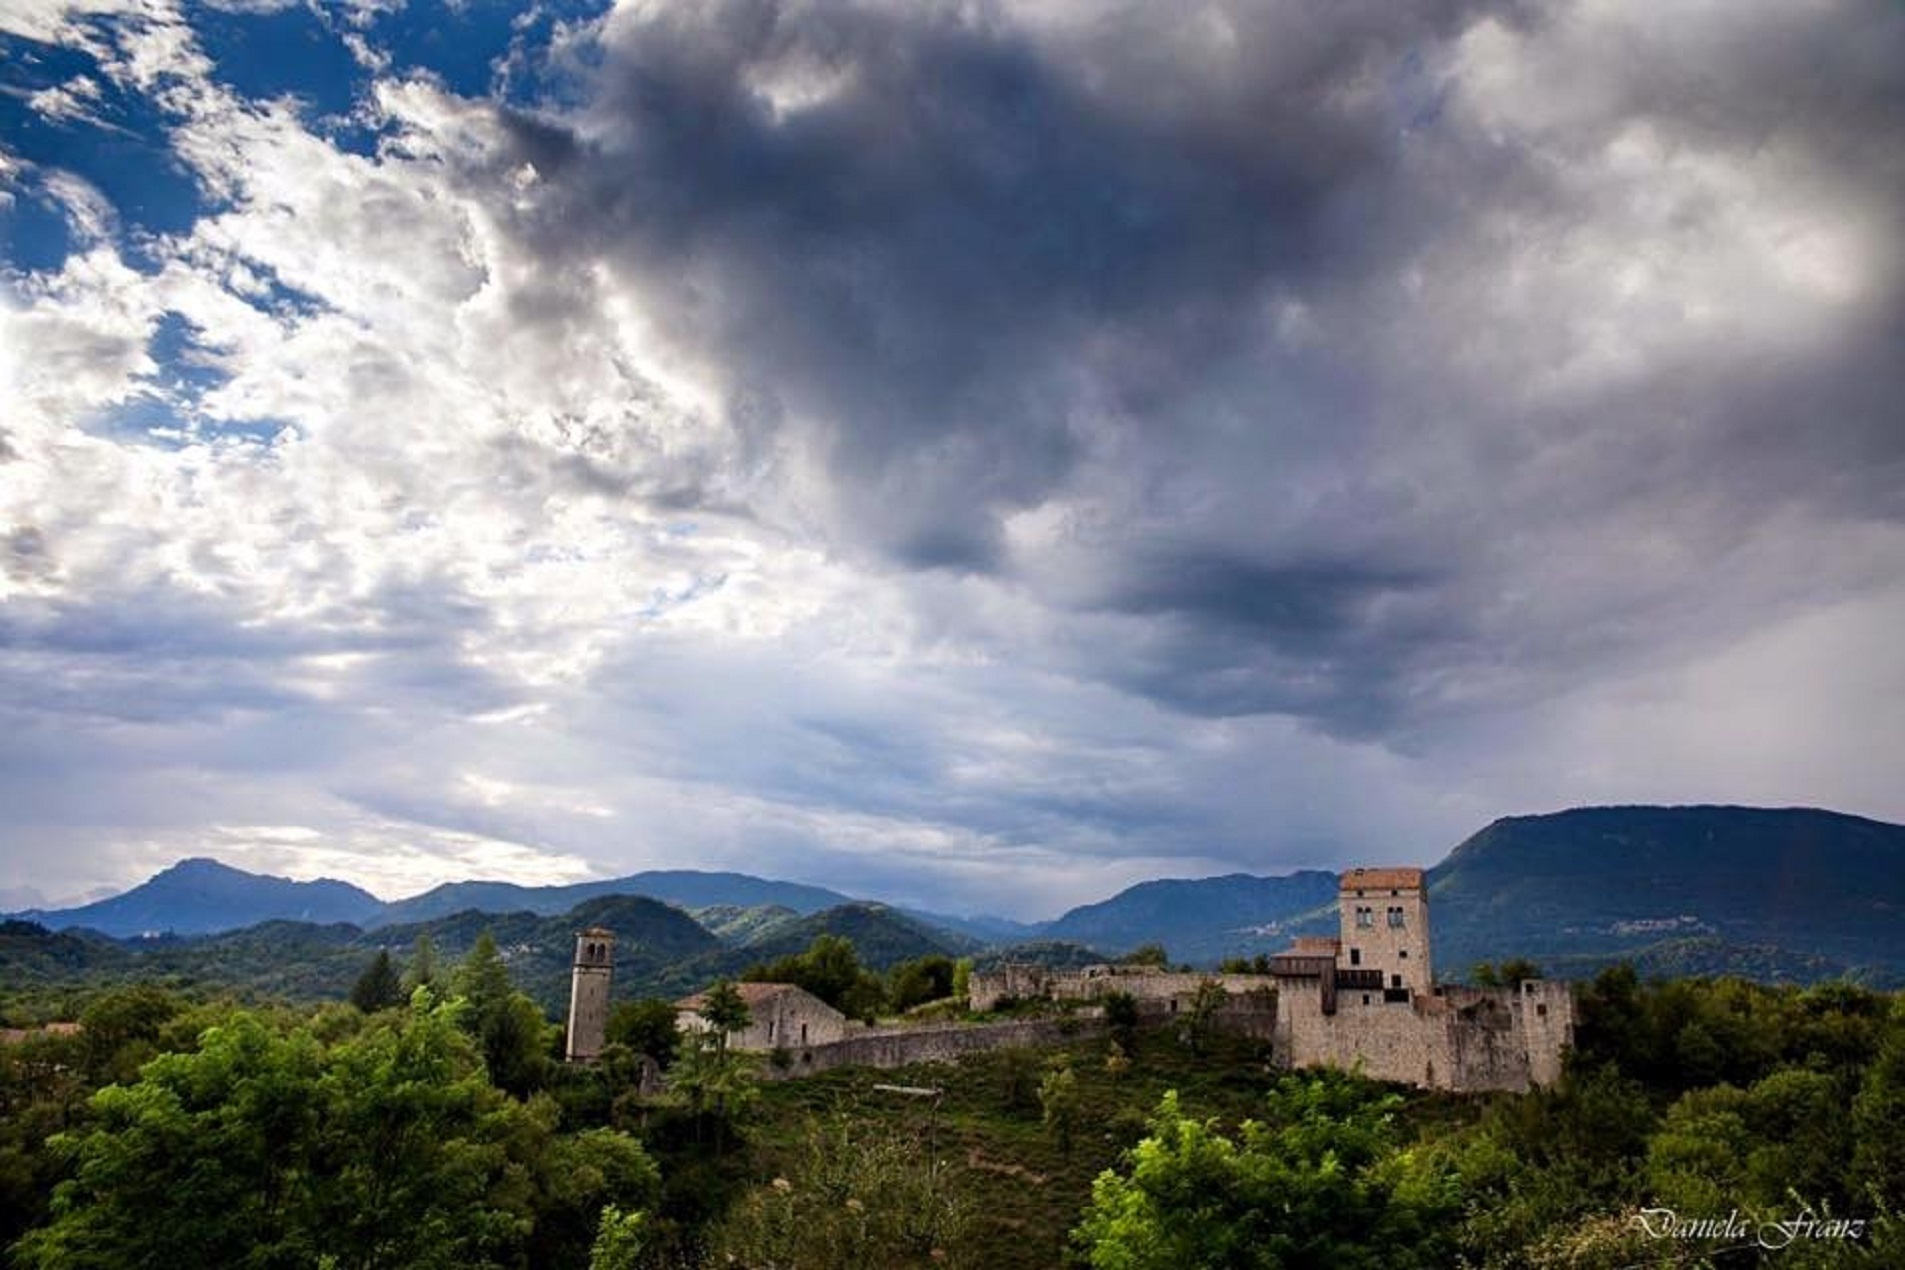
[9,805,1902,993]
[1040,870,1342,963]
[9,858,384,938]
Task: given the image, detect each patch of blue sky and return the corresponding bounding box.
[188,1,364,121]
[0,34,205,255]
[90,391,291,450]
[238,266,332,322]
[0,185,74,274]
[366,0,613,105]
[148,311,232,396]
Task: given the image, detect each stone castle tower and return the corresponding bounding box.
[1338,866,1431,996]
[565,926,615,1063]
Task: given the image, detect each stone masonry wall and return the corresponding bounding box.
[968,965,1279,1012]
[1273,981,1559,1092]
[761,1015,1109,1080]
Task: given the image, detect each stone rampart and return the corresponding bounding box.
[760,1014,1109,1080]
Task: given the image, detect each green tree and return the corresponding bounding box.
[450,932,552,1097]
[951,957,974,1007]
[401,933,441,997]
[77,984,183,1084]
[745,934,885,1019]
[14,1003,658,1270]
[349,949,404,1014]
[1040,1059,1080,1156]
[1104,990,1140,1052]
[1180,978,1228,1055]
[1498,957,1543,984]
[889,954,957,1012]
[698,980,750,1054]
[1852,998,1905,1212]
[1074,1073,1460,1270]
[589,1204,650,1270]
[606,998,680,1068]
[672,981,757,1149]
[1121,943,1169,968]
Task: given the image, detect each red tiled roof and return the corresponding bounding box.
[674,981,804,1009]
[1338,866,1425,891]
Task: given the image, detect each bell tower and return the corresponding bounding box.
[565,926,615,1062]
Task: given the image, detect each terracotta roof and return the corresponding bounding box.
[1338,866,1425,892]
[675,981,806,1010]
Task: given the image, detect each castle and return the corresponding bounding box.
[969,866,1574,1092]
[593,865,1572,1091]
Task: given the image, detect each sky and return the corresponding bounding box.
[1,0,1901,919]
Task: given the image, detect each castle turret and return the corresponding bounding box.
[565,927,615,1062]
[1338,866,1431,996]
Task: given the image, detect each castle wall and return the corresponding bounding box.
[762,1015,1109,1079]
[968,965,1277,1013]
[1273,980,1561,1092]
[757,993,1280,1080]
[1513,979,1576,1087]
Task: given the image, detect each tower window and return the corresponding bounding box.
[1387,907,1405,929]
[1349,948,1361,966]
[1355,906,1373,929]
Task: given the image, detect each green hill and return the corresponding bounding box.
[1427,805,1905,983]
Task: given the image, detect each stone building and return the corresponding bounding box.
[565,926,615,1063]
[675,982,851,1052]
[1264,866,1573,1091]
[968,865,1574,1093]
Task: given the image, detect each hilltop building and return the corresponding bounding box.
[968,865,1574,1093]
[565,927,615,1063]
[675,982,850,1052]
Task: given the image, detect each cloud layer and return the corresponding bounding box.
[2,0,1901,916]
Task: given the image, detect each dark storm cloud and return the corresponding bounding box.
[394,0,1905,769]
[479,0,1513,566]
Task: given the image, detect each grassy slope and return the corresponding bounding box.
[737,1026,1473,1270]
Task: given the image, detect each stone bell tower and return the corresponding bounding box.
[565,926,615,1062]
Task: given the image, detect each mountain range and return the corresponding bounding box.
[7,805,1903,998]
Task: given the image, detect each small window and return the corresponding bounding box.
[1349,948,1361,966]
[1355,906,1373,929]
[1398,950,1408,959]
[1536,1003,1548,1018]
[1387,907,1405,929]
[1391,974,1402,989]
[1362,994,1371,1005]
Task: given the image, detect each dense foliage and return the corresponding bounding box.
[11,1000,656,1269]
[4,941,1902,1269]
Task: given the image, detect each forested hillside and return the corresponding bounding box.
[3,950,1900,1267]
